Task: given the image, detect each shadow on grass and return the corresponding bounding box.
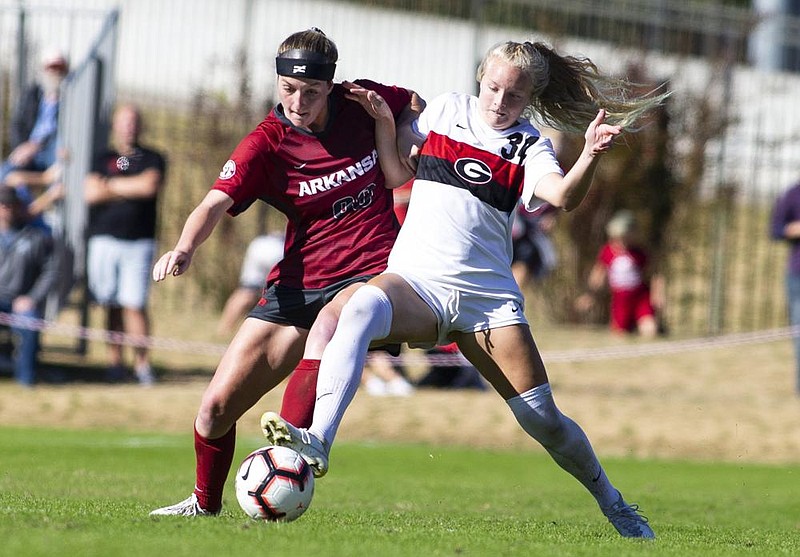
[0,342,213,386]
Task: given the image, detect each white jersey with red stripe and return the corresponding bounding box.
[387,92,563,299]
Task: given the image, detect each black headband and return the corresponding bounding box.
[276,49,336,80]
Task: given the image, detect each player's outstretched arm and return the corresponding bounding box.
[343,81,413,188]
[152,189,233,281]
[535,109,621,212]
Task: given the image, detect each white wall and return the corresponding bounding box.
[4,0,800,194]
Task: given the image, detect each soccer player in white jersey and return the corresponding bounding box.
[262,40,666,538]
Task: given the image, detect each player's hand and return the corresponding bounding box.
[343,81,393,121]
[584,109,621,157]
[8,141,39,166]
[12,295,35,314]
[404,144,421,173]
[574,293,595,313]
[152,249,192,281]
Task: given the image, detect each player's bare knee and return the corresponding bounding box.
[638,316,658,338]
[196,393,231,436]
[306,306,339,354]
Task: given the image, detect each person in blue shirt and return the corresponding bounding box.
[771,179,800,395]
[0,49,69,188]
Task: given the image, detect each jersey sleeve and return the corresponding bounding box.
[352,79,412,119]
[149,150,167,174]
[412,92,454,139]
[520,135,563,211]
[91,152,107,174]
[211,125,275,216]
[598,243,614,266]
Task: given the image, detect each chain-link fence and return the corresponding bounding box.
[2,0,800,337]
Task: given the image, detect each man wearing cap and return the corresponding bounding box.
[0,185,58,386]
[0,49,69,184]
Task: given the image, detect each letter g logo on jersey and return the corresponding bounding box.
[219,159,236,180]
[454,158,492,184]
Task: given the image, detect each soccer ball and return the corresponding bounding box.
[235,445,315,522]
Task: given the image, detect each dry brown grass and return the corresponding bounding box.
[2,304,798,466]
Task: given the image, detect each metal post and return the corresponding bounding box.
[15,1,27,95]
[708,48,735,335]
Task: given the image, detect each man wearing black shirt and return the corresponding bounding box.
[84,104,166,385]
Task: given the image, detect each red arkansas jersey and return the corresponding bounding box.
[212,80,411,289]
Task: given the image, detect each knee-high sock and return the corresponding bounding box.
[309,285,393,446]
[193,423,236,512]
[280,359,320,428]
[507,383,619,509]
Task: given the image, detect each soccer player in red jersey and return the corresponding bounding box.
[149,28,420,516]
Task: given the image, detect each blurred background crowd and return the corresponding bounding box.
[1,0,800,392]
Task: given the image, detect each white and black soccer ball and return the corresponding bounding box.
[235,445,315,522]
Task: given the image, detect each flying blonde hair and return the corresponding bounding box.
[476,41,669,133]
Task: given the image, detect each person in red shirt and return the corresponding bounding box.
[149,28,421,516]
[576,210,664,337]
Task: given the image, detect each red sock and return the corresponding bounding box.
[193,423,236,512]
[279,358,320,428]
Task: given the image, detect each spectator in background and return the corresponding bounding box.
[3,163,65,234]
[1,49,68,190]
[511,201,558,289]
[415,343,487,391]
[0,186,58,387]
[361,351,414,396]
[575,210,664,337]
[771,179,800,395]
[217,232,285,335]
[84,104,166,385]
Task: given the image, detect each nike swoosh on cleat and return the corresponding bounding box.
[294,163,307,169]
[316,392,333,402]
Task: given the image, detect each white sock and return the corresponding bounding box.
[309,285,393,446]
[507,383,619,510]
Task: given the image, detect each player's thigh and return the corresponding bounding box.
[320,282,365,322]
[117,239,155,309]
[203,319,307,415]
[369,273,438,344]
[303,281,371,356]
[454,324,548,400]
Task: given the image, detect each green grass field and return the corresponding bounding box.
[1,428,798,557]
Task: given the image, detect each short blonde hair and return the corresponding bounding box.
[606,210,636,239]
